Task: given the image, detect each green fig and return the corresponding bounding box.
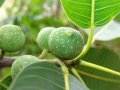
[37,27,55,51]
[49,27,84,60]
[0,24,25,52]
[11,55,40,78]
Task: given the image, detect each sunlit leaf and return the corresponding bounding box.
[61,0,120,28]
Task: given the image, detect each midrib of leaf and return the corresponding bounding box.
[77,70,120,84]
[61,0,120,28]
[60,62,70,90]
[91,0,95,27]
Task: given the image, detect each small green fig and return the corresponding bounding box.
[11,55,40,78]
[37,27,55,51]
[49,27,84,60]
[0,24,25,52]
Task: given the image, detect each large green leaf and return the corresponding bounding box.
[76,47,120,90]
[9,62,89,90]
[0,0,4,7]
[61,0,120,28]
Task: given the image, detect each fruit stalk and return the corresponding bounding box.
[39,49,48,59]
[80,60,120,77]
[73,0,95,60]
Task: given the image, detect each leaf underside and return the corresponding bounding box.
[9,62,89,90]
[61,0,120,28]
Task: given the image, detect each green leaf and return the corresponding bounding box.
[60,0,120,28]
[0,75,12,90]
[0,0,4,7]
[9,62,89,90]
[69,74,89,90]
[76,47,120,90]
[115,13,120,23]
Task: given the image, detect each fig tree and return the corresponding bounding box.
[0,24,25,52]
[37,27,55,51]
[49,27,84,60]
[11,55,40,78]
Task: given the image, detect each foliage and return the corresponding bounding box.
[9,62,89,90]
[61,0,120,28]
[0,0,120,90]
[76,47,120,90]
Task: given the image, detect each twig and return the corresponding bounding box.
[0,50,5,59]
[52,0,61,17]
[0,57,16,67]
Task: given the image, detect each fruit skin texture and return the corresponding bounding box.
[11,55,40,78]
[49,27,84,60]
[37,27,55,51]
[0,24,25,52]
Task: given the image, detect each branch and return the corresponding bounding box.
[0,57,16,67]
[52,0,61,17]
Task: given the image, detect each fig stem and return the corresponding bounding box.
[39,49,48,59]
[73,25,94,60]
[73,0,95,61]
[80,60,120,77]
[71,67,87,86]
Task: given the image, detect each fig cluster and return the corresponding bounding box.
[8,26,84,78]
[37,27,84,60]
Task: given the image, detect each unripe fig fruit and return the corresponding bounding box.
[11,55,40,78]
[49,27,84,60]
[0,25,25,52]
[37,27,55,51]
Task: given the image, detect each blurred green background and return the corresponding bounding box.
[0,0,80,56]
